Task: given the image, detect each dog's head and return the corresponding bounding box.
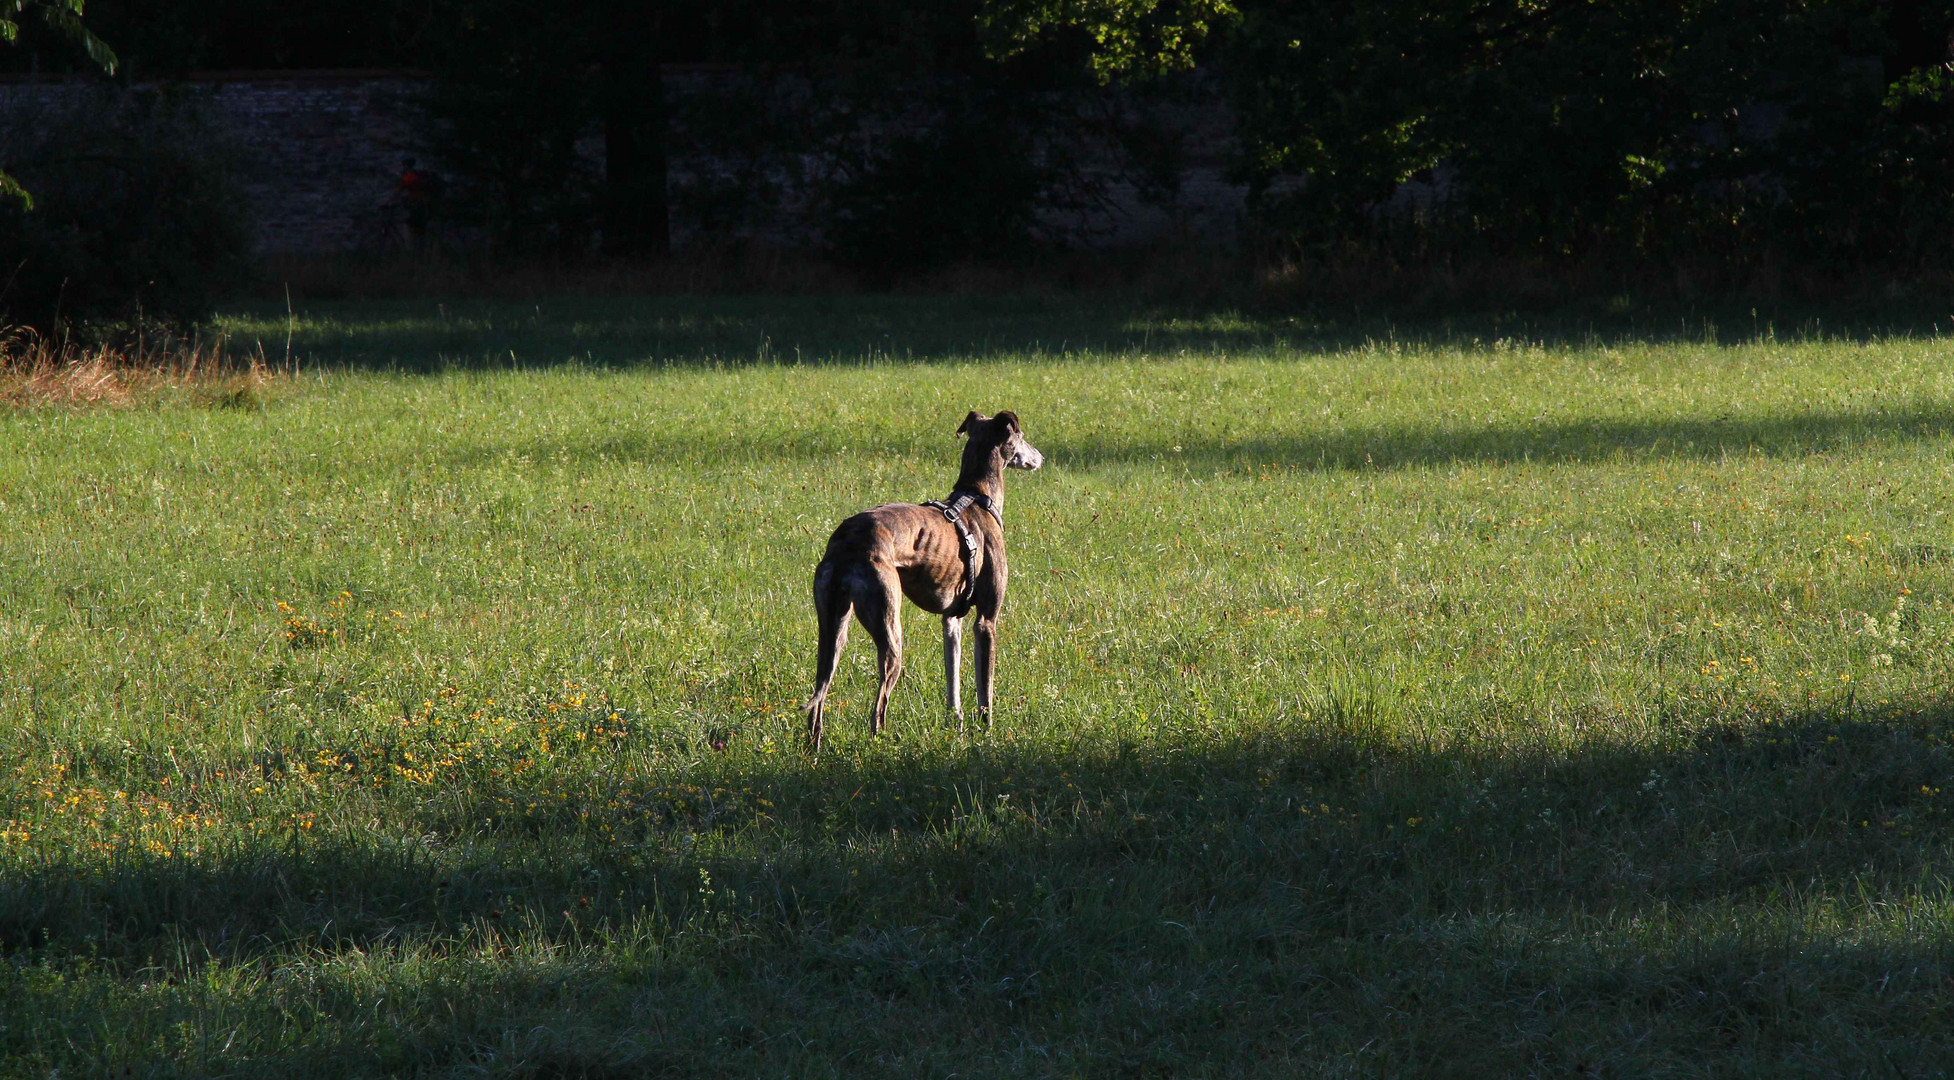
[957,410,1044,472]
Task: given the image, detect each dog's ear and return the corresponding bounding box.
[956,410,982,437]
[995,410,1021,432]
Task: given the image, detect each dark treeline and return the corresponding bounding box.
[4,1,1954,329]
[1220,0,1954,274]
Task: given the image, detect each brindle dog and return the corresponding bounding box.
[805,411,1045,751]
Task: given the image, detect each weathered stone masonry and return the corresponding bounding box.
[198,72,427,254]
[3,70,1251,254]
[1,70,424,254]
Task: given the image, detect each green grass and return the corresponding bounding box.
[5,295,1954,1076]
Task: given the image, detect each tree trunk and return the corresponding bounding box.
[602,55,671,257]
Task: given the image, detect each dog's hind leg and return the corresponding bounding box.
[973,613,997,729]
[852,566,904,735]
[942,615,964,731]
[806,560,852,752]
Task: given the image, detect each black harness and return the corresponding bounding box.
[921,488,1000,617]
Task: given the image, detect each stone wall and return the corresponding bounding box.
[1072,90,1253,248]
[200,72,428,253]
[0,71,425,254]
[186,71,426,253]
[0,70,1252,254]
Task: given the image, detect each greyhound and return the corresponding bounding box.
[805,410,1044,751]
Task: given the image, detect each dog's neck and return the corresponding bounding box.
[953,443,1007,511]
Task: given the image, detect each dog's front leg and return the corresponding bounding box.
[973,614,997,728]
[942,615,964,730]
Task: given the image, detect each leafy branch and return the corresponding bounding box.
[1,0,117,208]
[979,0,1240,81]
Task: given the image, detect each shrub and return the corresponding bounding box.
[0,85,253,334]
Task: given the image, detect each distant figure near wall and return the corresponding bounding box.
[394,157,444,250]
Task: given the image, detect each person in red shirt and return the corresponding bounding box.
[395,158,442,249]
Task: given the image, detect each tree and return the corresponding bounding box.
[989,0,1954,269]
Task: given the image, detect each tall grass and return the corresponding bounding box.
[2,297,1953,1075]
[0,327,280,409]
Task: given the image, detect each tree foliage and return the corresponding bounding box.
[1003,0,1954,267]
[980,0,1238,80]
[0,0,115,208]
[0,0,115,74]
[2,0,417,76]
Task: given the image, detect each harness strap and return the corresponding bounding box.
[926,489,1000,525]
[921,489,997,616]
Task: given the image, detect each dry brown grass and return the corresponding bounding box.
[0,328,283,409]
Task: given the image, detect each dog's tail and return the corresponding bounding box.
[806,559,853,742]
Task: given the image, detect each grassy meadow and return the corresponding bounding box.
[5,294,1954,1075]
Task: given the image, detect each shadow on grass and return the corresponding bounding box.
[1055,401,1954,472]
[235,293,1954,373]
[479,399,1954,476]
[2,698,1953,1073]
[246,294,1284,372]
